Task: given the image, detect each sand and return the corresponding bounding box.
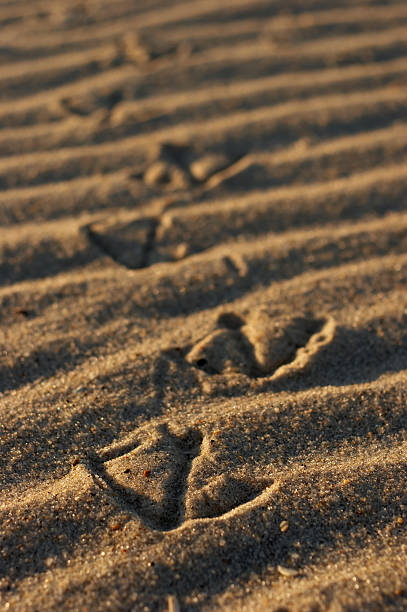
[1,0,407,610]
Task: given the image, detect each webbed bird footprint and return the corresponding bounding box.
[96,424,202,531]
[86,216,156,269]
[186,309,336,378]
[97,428,273,528]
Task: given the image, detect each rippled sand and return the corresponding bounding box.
[1,1,407,610]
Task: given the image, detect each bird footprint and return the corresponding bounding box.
[186,309,336,378]
[93,424,202,531]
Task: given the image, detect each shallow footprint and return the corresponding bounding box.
[86,216,157,269]
[186,309,333,378]
[143,142,191,190]
[98,424,202,531]
[242,311,323,376]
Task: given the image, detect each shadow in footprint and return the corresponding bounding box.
[185,473,270,520]
[92,425,203,531]
[84,217,158,269]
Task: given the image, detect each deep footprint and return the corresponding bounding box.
[95,424,203,531]
[85,216,158,269]
[186,310,328,378]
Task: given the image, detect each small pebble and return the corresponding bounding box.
[277,565,298,577]
[111,523,121,531]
